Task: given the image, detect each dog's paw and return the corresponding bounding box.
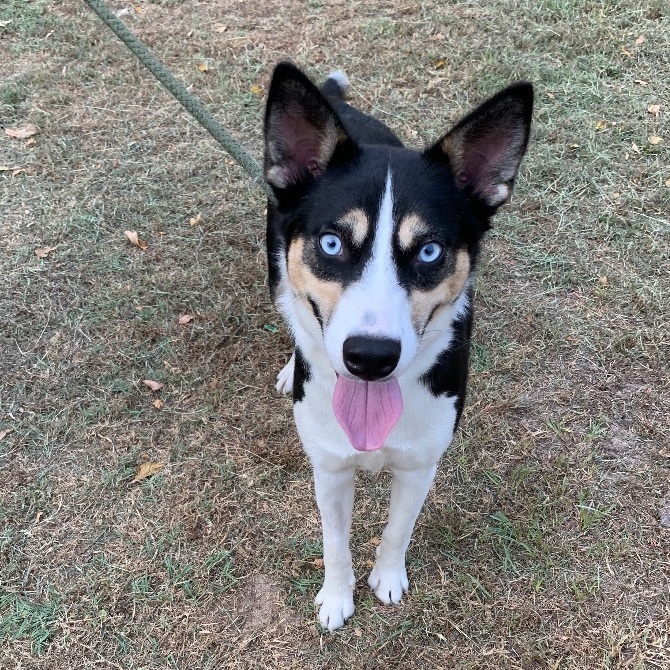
[368,564,408,605]
[315,586,355,632]
[275,353,295,395]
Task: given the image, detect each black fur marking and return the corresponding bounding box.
[292,347,311,403]
[420,302,473,427]
[307,297,324,330]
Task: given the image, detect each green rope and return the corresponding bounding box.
[82,0,276,204]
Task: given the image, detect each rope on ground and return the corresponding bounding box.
[82,0,276,204]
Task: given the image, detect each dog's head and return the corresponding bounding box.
[264,62,532,386]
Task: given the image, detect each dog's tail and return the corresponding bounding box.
[321,70,350,101]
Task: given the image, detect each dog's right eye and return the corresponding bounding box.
[319,233,343,256]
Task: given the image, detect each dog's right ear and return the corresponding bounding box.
[264,62,355,194]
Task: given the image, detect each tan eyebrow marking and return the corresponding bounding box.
[335,208,369,246]
[397,213,429,251]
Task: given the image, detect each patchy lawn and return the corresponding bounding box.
[1,0,668,667]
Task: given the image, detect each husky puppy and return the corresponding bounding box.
[263,63,533,630]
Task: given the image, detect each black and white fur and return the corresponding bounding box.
[263,62,533,630]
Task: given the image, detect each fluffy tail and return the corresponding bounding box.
[321,70,350,101]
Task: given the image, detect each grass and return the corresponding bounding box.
[1,0,669,667]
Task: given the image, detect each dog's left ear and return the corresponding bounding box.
[264,62,355,193]
[426,82,533,211]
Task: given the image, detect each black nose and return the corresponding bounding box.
[342,336,401,381]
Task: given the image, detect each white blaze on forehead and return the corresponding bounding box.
[360,170,399,306]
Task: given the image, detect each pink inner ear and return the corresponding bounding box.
[279,112,324,175]
[459,132,508,187]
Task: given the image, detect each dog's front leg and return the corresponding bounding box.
[312,466,356,631]
[368,465,437,604]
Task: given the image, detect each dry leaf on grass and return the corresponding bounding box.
[250,84,262,95]
[131,462,164,483]
[5,124,39,139]
[647,104,661,116]
[189,213,202,226]
[35,246,58,259]
[153,399,164,410]
[648,135,663,145]
[197,63,209,72]
[595,120,607,131]
[178,314,194,324]
[0,428,12,441]
[635,34,646,45]
[124,230,148,250]
[142,379,163,392]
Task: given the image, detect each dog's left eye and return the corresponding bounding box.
[319,233,343,256]
[417,242,443,264]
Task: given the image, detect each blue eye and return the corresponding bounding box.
[417,242,443,264]
[319,233,343,256]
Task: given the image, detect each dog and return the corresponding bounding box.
[263,62,533,630]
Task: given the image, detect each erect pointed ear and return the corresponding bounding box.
[425,82,533,211]
[264,62,356,192]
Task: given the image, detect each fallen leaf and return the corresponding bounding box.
[35,245,58,259]
[131,461,164,483]
[215,25,228,33]
[189,213,202,226]
[620,47,632,56]
[370,536,381,546]
[634,79,649,86]
[648,135,663,145]
[153,399,164,410]
[430,32,445,41]
[250,84,262,95]
[124,230,148,250]
[631,142,640,153]
[434,59,446,69]
[647,104,660,116]
[635,34,646,45]
[665,177,670,187]
[197,63,209,72]
[142,379,164,392]
[178,314,194,324]
[0,428,12,441]
[5,124,39,140]
[598,276,608,286]
[595,120,607,131]
[0,19,14,28]
[313,558,324,569]
[545,92,555,99]
[135,5,143,12]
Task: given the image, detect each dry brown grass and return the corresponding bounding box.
[1,0,669,668]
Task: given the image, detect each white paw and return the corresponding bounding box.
[315,585,355,632]
[368,564,408,605]
[275,352,295,395]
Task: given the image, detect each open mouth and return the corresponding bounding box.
[333,375,403,452]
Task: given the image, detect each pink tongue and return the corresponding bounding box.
[333,376,403,452]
